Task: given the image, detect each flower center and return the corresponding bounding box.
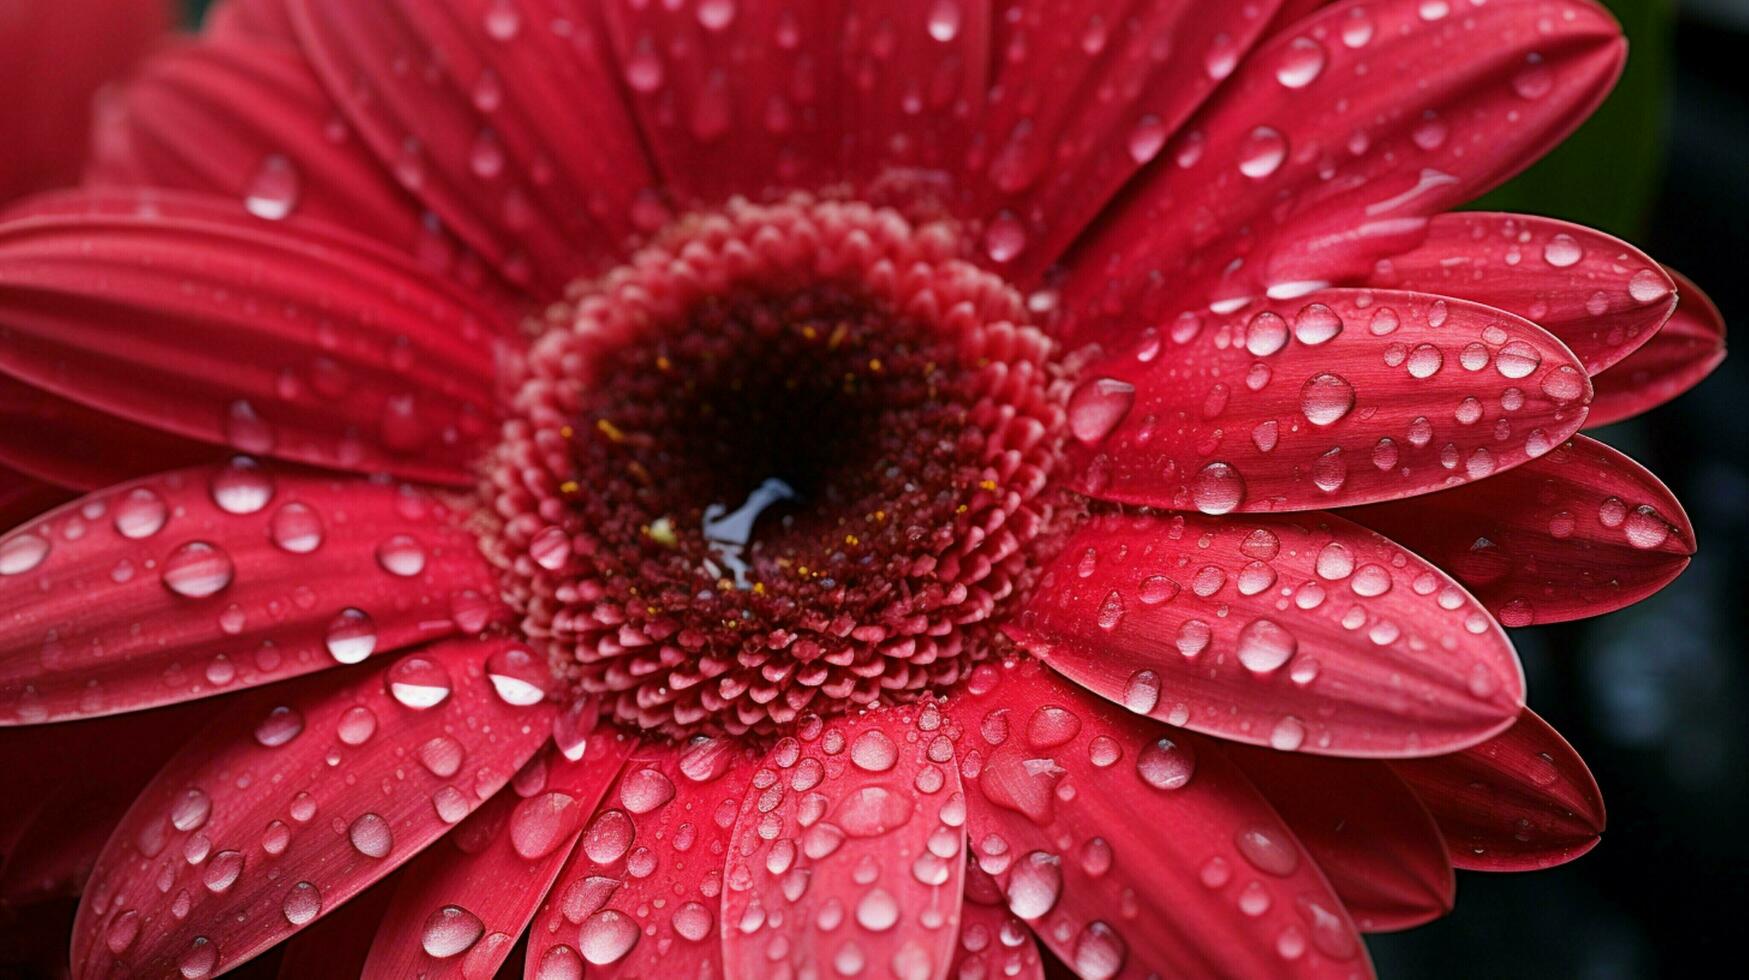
[483,196,1072,738]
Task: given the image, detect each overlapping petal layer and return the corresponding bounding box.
[69,636,555,977]
[292,0,661,296]
[1009,512,1524,757]
[948,661,1372,978]
[0,199,506,484]
[1229,747,1452,932]
[0,464,503,724]
[1361,212,1676,375]
[364,735,632,978]
[1588,268,1727,425]
[0,372,216,489]
[1063,0,1624,340]
[1349,435,1693,625]
[1391,708,1605,871]
[722,704,966,980]
[1069,290,1591,513]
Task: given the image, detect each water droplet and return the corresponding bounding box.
[856,887,900,931]
[1005,851,1063,919]
[1139,575,1180,605]
[0,532,48,576]
[1406,344,1444,379]
[269,502,324,553]
[244,154,300,220]
[387,655,453,709]
[1137,738,1196,790]
[1123,671,1161,714]
[485,645,547,705]
[210,460,274,514]
[1269,716,1307,752]
[620,768,676,815]
[349,812,393,858]
[1629,268,1671,304]
[1096,590,1125,630]
[423,904,485,958]
[1191,462,1245,515]
[253,705,304,747]
[324,608,377,664]
[114,487,168,539]
[202,849,244,893]
[1127,114,1168,164]
[1275,36,1327,89]
[983,211,1027,263]
[162,541,234,598]
[178,937,218,979]
[1299,373,1355,426]
[1245,311,1289,356]
[850,729,898,772]
[582,809,634,864]
[1067,378,1135,444]
[1073,921,1127,980]
[1542,234,1583,268]
[1237,825,1301,876]
[1623,506,1672,550]
[1238,127,1287,179]
[579,909,639,965]
[375,534,426,577]
[1292,303,1342,345]
[1237,619,1296,673]
[925,0,961,42]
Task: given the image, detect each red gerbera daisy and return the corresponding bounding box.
[0,0,1728,977]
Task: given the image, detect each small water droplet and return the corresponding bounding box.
[244,154,301,220]
[348,812,393,858]
[162,541,234,598]
[387,655,454,709]
[423,904,485,958]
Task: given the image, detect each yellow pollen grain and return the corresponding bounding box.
[559,480,581,495]
[979,479,997,491]
[844,534,860,546]
[645,517,678,548]
[802,324,819,340]
[867,358,883,373]
[656,355,673,372]
[559,425,575,439]
[828,323,849,348]
[956,504,968,513]
[627,461,653,485]
[752,582,766,595]
[595,418,627,442]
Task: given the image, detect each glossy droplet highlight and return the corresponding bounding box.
[1299,373,1355,426]
[387,655,454,709]
[162,542,234,598]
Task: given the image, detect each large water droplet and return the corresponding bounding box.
[1067,378,1136,445]
[375,534,426,577]
[1236,619,1297,673]
[348,812,393,858]
[269,502,324,553]
[0,533,48,576]
[387,655,453,709]
[1136,737,1196,790]
[1299,373,1355,426]
[1191,462,1245,515]
[422,904,485,958]
[324,608,377,664]
[113,487,168,539]
[1238,127,1287,179]
[210,459,274,514]
[244,154,301,220]
[579,910,639,965]
[162,541,235,598]
[253,705,304,747]
[485,645,547,705]
[849,729,898,772]
[1005,851,1063,919]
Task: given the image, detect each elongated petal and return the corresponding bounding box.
[0,464,503,725]
[292,0,659,297]
[69,637,555,978]
[0,702,208,904]
[1363,213,1675,375]
[522,734,757,978]
[973,1,1283,281]
[947,660,1373,978]
[721,704,966,980]
[88,38,445,265]
[0,0,170,201]
[364,735,633,979]
[1063,0,1623,341]
[0,372,217,490]
[1588,267,1727,426]
[1011,512,1524,757]
[1347,435,1693,626]
[1391,709,1604,871]
[0,464,69,530]
[0,195,506,485]
[1227,747,1452,932]
[206,0,300,46]
[1069,289,1591,513]
[949,887,1045,980]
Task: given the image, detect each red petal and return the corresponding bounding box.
[88,37,455,271]
[1588,267,1728,426]
[275,879,396,979]
[1011,511,1524,758]
[0,464,503,725]
[0,372,218,490]
[1362,213,1676,375]
[364,735,633,979]
[1346,435,1693,626]
[523,734,759,978]
[949,887,1045,980]
[291,0,659,297]
[69,636,555,978]
[1226,747,1452,932]
[972,1,1283,281]
[1391,709,1604,871]
[721,704,967,980]
[1062,0,1624,342]
[0,702,208,904]
[946,660,1373,978]
[599,1,990,214]
[0,198,506,485]
[0,0,170,201]
[1070,289,1592,513]
[204,0,300,46]
[0,464,70,530]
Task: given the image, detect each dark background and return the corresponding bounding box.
[157,1,1749,976]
